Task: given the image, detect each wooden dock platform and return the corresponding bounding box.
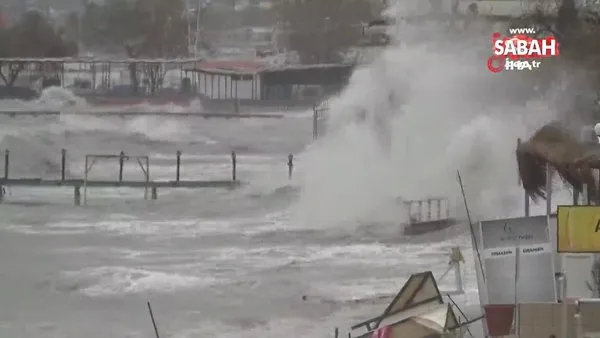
[0,178,240,188]
[0,149,295,205]
[400,197,457,235]
[0,111,284,118]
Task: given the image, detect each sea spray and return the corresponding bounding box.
[293,5,569,229]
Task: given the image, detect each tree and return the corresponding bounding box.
[509,0,600,120]
[63,11,81,44]
[9,11,77,58]
[276,0,379,64]
[0,10,78,87]
[80,0,188,93]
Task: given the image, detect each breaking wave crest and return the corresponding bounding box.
[294,18,574,229]
[58,266,216,297]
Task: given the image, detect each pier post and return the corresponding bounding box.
[334,327,339,338]
[288,154,293,180]
[546,164,553,214]
[313,106,318,140]
[451,247,464,294]
[74,186,81,206]
[597,169,600,205]
[231,151,237,181]
[61,148,66,181]
[518,138,531,216]
[119,151,125,182]
[0,186,4,203]
[234,98,240,114]
[3,149,8,179]
[176,150,181,182]
[151,186,157,200]
[427,199,431,220]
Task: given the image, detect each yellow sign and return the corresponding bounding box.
[557,205,600,252]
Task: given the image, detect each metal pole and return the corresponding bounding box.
[457,170,486,282]
[147,301,160,338]
[145,157,149,200]
[518,138,531,216]
[231,151,236,181]
[597,169,600,205]
[546,164,552,216]
[83,155,88,205]
[119,151,125,182]
[176,150,181,182]
[4,149,8,179]
[61,148,66,181]
[313,105,318,140]
[524,192,530,217]
[288,154,293,180]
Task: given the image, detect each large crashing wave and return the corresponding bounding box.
[293,8,577,229]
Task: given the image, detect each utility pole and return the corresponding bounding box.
[320,17,330,63]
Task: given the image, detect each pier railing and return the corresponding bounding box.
[403,197,452,224]
[0,111,284,118]
[312,99,329,140]
[0,149,296,205]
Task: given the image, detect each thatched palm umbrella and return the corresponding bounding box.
[516,122,600,201]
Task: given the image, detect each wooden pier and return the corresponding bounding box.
[401,197,456,236]
[0,149,295,205]
[0,111,284,118]
[0,178,236,188]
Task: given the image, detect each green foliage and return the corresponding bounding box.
[81,0,188,57]
[512,2,600,73]
[63,11,81,42]
[0,10,78,58]
[276,0,379,63]
[0,11,77,87]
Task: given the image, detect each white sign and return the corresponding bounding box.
[474,216,556,305]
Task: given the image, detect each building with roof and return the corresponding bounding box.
[184,59,353,110]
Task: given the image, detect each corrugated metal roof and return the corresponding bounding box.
[194,60,266,73]
[0,57,204,63]
[262,63,353,72]
[184,61,354,75]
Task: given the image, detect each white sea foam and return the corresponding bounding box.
[293,20,571,230]
[61,266,216,297]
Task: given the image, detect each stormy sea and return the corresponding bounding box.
[0,7,580,338]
